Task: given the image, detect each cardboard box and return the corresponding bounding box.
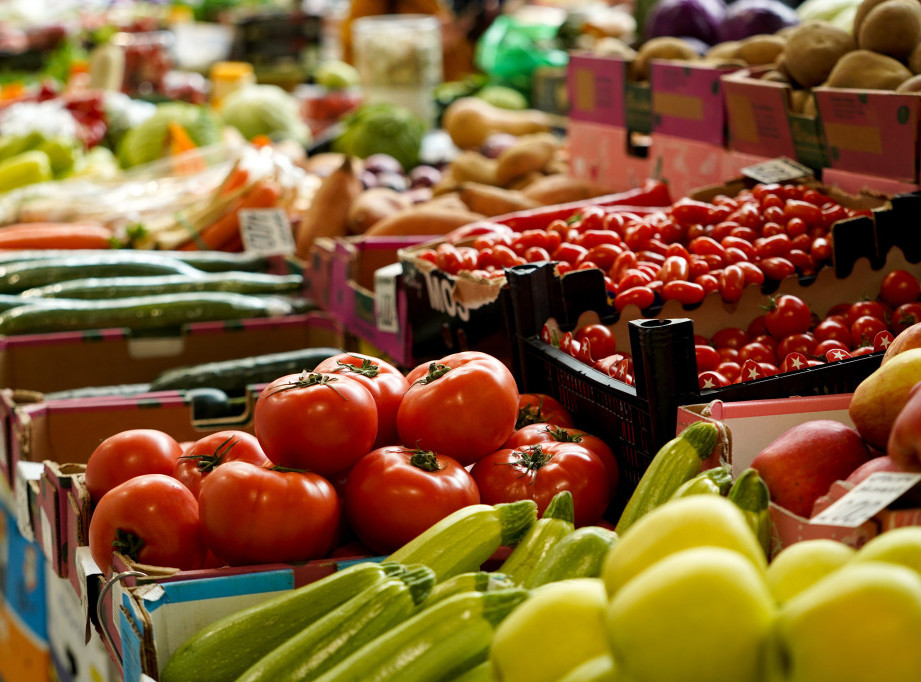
[304,235,429,368]
[568,120,654,190]
[651,133,728,199]
[814,87,921,184]
[723,69,828,172]
[650,60,739,146]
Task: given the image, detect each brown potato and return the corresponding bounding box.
[592,36,638,59]
[736,34,787,66]
[629,37,700,81]
[824,49,913,90]
[910,42,921,73]
[858,0,921,61]
[783,21,857,88]
[896,73,921,91]
[789,89,812,113]
[705,41,741,60]
[853,0,921,36]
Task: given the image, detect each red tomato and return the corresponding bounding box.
[343,446,480,554]
[399,351,519,466]
[614,285,655,312]
[574,324,617,360]
[759,256,796,281]
[850,315,889,348]
[711,327,750,350]
[880,269,921,307]
[695,344,721,372]
[814,338,850,356]
[505,423,619,496]
[470,442,610,527]
[777,332,818,359]
[662,280,706,305]
[718,264,746,303]
[846,300,887,325]
[254,372,378,478]
[891,302,921,334]
[764,294,812,338]
[739,341,777,365]
[198,461,340,566]
[88,474,206,573]
[84,429,183,504]
[173,431,269,499]
[313,352,410,449]
[813,318,851,344]
[516,392,576,429]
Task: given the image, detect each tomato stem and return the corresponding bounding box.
[408,449,443,472]
[544,425,582,444]
[337,356,380,378]
[516,397,549,429]
[506,445,553,484]
[112,527,145,561]
[266,372,347,400]
[178,435,238,472]
[413,362,451,386]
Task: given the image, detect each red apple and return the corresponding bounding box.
[750,419,873,518]
[844,455,906,486]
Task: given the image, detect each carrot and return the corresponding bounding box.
[179,179,283,251]
[218,163,251,198]
[0,222,114,250]
[169,121,207,175]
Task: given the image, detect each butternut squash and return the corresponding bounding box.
[441,97,554,150]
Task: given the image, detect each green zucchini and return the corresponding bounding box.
[386,501,538,582]
[147,347,343,393]
[498,490,575,586]
[0,254,207,293]
[728,467,773,559]
[311,588,530,682]
[445,661,492,682]
[526,525,619,588]
[424,570,516,607]
[0,291,293,335]
[614,421,719,535]
[0,248,272,272]
[41,383,154,401]
[160,561,405,682]
[0,293,69,312]
[19,272,304,300]
[668,465,734,500]
[557,653,619,682]
[237,564,436,682]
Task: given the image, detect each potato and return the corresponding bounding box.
[705,41,741,60]
[824,49,913,90]
[789,89,812,114]
[910,42,921,73]
[897,73,921,91]
[761,69,791,83]
[736,34,787,66]
[783,21,856,88]
[852,0,920,37]
[345,187,412,234]
[629,37,700,81]
[593,36,637,59]
[858,0,921,61]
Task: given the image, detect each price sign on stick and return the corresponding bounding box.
[810,472,921,528]
[239,208,296,256]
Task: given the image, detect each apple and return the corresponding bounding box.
[849,347,921,452]
[602,495,767,597]
[766,539,856,603]
[606,546,776,682]
[750,420,871,518]
[490,578,612,682]
[844,455,906,486]
[765,561,921,682]
[882,320,921,363]
[886,379,921,471]
[850,526,921,577]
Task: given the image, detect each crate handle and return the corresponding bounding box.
[97,569,148,667]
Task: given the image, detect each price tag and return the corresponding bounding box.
[374,263,403,333]
[239,208,296,256]
[741,157,814,184]
[810,471,921,528]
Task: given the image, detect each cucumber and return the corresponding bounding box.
[615,421,720,535]
[0,291,293,335]
[161,561,405,682]
[445,661,493,682]
[728,468,773,559]
[41,383,154,401]
[424,571,516,607]
[668,465,734,500]
[237,565,436,682]
[498,490,575,586]
[312,588,530,682]
[147,347,343,394]
[526,525,619,588]
[386,501,538,582]
[0,253,206,293]
[0,248,272,272]
[19,272,304,300]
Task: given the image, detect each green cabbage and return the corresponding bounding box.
[116,102,224,168]
[332,103,425,170]
[220,84,311,145]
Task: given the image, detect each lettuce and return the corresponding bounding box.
[332,103,425,170]
[220,84,311,145]
[116,102,223,168]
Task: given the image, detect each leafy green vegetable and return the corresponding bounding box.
[116,102,223,168]
[220,84,311,144]
[333,103,425,170]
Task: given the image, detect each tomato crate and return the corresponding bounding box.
[505,262,885,520]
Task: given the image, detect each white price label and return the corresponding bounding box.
[239,208,296,256]
[374,263,403,333]
[741,157,814,185]
[810,471,921,528]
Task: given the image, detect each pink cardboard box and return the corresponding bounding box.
[651,61,739,146]
[567,51,625,127]
[651,133,729,199]
[568,120,654,191]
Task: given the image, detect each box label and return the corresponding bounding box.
[810,472,921,527]
[724,77,797,159]
[374,263,402,334]
[566,53,625,126]
[239,208,296,256]
[652,62,731,146]
[742,157,813,184]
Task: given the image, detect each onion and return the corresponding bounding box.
[719,0,799,42]
[644,0,727,45]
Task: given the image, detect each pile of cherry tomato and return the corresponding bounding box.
[417,182,872,311]
[84,351,620,574]
[544,269,921,390]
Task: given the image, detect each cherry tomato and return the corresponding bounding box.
[254,372,378,478]
[470,442,610,527]
[516,392,576,429]
[711,327,750,350]
[739,341,776,365]
[314,352,410,449]
[84,429,183,504]
[718,264,746,303]
[657,255,690,282]
[717,361,741,381]
[662,280,706,305]
[891,302,921,334]
[574,323,617,360]
[777,332,818,358]
[88,474,206,573]
[400,352,519,465]
[880,269,921,307]
[764,294,812,338]
[736,261,766,286]
[814,338,850,357]
[173,431,269,499]
[759,256,796,281]
[813,318,851,344]
[846,300,887,325]
[695,344,721,371]
[343,446,480,554]
[850,315,889,348]
[198,461,340,566]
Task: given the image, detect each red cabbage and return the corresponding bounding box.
[644,0,728,45]
[719,0,799,42]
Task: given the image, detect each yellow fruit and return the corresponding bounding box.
[850,526,921,577]
[767,539,856,603]
[848,347,921,451]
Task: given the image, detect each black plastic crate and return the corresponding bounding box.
[505,262,884,520]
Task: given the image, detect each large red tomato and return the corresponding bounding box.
[343,446,480,554]
[253,371,378,477]
[313,352,410,449]
[198,460,340,566]
[398,351,519,465]
[505,423,619,496]
[84,429,183,503]
[515,393,576,429]
[172,430,270,499]
[470,442,610,527]
[88,474,206,573]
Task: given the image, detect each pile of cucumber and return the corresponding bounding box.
[0,250,314,336]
